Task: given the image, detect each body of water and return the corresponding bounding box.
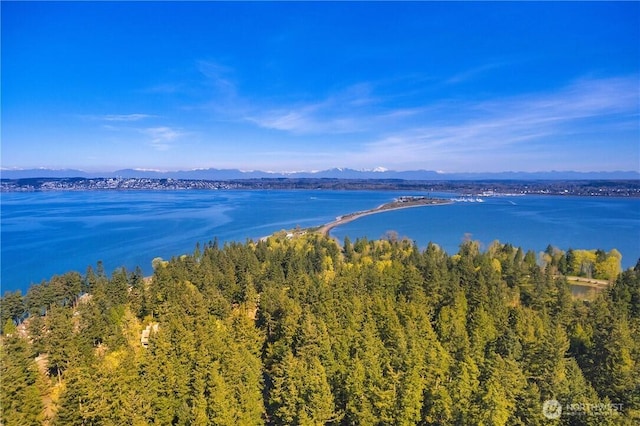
[2,190,639,293]
[331,194,640,271]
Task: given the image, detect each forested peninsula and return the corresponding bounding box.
[1,233,639,425]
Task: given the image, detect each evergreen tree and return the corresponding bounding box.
[0,336,44,425]
[0,291,25,332]
[44,304,76,381]
[2,234,637,425]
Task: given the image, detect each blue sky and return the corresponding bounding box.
[2,2,639,173]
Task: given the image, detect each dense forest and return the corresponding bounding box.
[1,233,639,425]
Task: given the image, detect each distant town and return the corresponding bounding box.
[1,177,639,197]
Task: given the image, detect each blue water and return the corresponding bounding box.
[1,190,639,293]
[332,195,640,269]
[1,190,396,293]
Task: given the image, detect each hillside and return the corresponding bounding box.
[1,234,639,425]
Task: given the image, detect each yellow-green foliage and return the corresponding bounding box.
[595,249,622,281]
[1,237,638,425]
[571,250,598,276]
[570,249,621,280]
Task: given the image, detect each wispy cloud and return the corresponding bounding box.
[140,126,185,151]
[78,111,192,152]
[197,60,237,98]
[81,113,154,122]
[246,105,363,134]
[245,83,378,134]
[247,75,637,140]
[102,114,154,122]
[161,58,637,171]
[446,62,507,84]
[189,61,399,134]
[353,76,639,170]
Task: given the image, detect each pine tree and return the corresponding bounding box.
[53,365,93,425]
[475,355,525,426]
[44,304,77,382]
[0,336,44,425]
[0,291,25,333]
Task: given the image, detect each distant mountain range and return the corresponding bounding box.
[2,167,639,181]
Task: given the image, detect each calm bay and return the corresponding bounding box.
[1,190,639,293]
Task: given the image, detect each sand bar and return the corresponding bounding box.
[318,197,451,237]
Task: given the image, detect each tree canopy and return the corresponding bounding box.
[1,234,638,424]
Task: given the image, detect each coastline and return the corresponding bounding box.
[317,198,452,237]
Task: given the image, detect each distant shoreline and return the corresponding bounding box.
[317,197,452,237]
[2,176,639,198]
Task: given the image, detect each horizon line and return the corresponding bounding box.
[2,166,639,176]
